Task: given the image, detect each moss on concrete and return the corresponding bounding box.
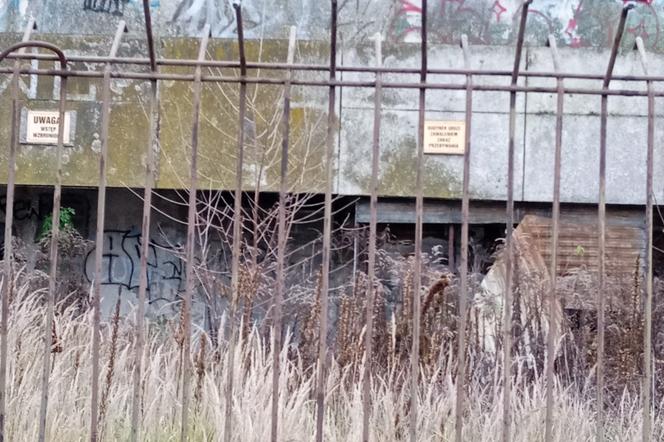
[0,34,330,193]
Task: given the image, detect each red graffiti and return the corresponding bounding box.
[491,1,507,22]
[388,0,662,50]
[399,0,422,13]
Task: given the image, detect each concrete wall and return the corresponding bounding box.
[1,0,663,50]
[339,42,664,205]
[1,30,660,205]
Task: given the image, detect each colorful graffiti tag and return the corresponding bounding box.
[1,0,663,49]
[387,0,661,49]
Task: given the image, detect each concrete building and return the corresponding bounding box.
[0,0,659,322]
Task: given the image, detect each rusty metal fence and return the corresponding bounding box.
[0,0,658,441]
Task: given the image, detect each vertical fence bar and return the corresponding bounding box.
[315,1,337,440]
[0,22,36,442]
[544,34,563,442]
[224,3,245,440]
[130,78,158,442]
[39,49,68,442]
[448,225,455,271]
[0,71,16,442]
[635,36,653,442]
[361,32,382,442]
[502,3,531,441]
[142,0,157,73]
[180,24,210,442]
[597,7,631,442]
[130,2,159,440]
[409,1,426,440]
[455,33,472,442]
[270,25,296,442]
[90,21,126,442]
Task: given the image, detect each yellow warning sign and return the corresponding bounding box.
[423,120,466,155]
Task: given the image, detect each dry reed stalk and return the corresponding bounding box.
[350,277,364,370]
[421,274,453,368]
[240,266,258,343]
[389,311,398,368]
[238,266,261,375]
[51,318,62,353]
[98,296,121,433]
[336,293,352,367]
[585,257,647,395]
[632,255,641,330]
[172,300,186,415]
[401,263,413,327]
[512,268,523,361]
[628,256,643,380]
[14,335,23,389]
[473,307,480,355]
[371,282,388,367]
[194,335,207,404]
[175,298,186,349]
[421,274,451,320]
[7,269,14,307]
[73,349,81,374]
[395,262,414,362]
[300,271,322,369]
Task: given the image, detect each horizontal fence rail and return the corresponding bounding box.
[0,1,658,441]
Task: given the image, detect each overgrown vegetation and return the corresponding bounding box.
[1,228,661,440]
[36,207,76,242]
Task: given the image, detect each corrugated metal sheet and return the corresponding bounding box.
[480,213,647,311]
[519,214,645,278]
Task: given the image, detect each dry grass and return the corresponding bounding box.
[0,260,659,441]
[0,227,662,441]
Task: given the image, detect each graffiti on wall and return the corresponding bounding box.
[0,65,37,98]
[0,193,89,228]
[1,0,662,50]
[82,0,129,15]
[0,196,40,221]
[0,0,33,25]
[84,229,185,305]
[387,0,662,49]
[169,0,321,38]
[170,0,236,36]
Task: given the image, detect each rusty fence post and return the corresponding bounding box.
[180,24,211,442]
[455,33,472,442]
[502,2,531,441]
[224,2,247,440]
[315,1,337,441]
[270,24,297,442]
[0,20,37,442]
[544,33,563,442]
[130,1,160,440]
[596,7,631,442]
[90,21,127,442]
[635,35,654,442]
[448,224,455,271]
[38,42,69,442]
[410,1,427,440]
[361,31,382,442]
